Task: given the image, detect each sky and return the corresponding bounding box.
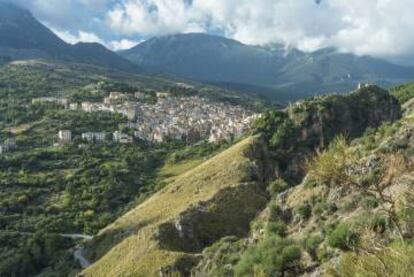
[10,0,414,65]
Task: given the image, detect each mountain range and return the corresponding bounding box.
[1,2,414,102]
[121,33,414,102]
[0,2,141,73]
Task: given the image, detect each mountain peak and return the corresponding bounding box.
[0,4,141,73]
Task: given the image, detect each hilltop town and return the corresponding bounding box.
[29,89,259,148]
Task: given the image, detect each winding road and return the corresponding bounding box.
[61,233,93,269]
[74,247,91,268]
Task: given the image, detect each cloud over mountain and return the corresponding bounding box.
[106,0,414,64]
[8,0,414,64]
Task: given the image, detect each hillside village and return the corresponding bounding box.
[30,89,259,148]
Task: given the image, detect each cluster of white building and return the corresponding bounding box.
[57,130,134,145]
[128,96,258,143]
[48,89,258,145]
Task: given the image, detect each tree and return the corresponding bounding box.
[308,136,411,242]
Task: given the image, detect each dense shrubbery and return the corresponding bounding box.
[327,222,359,250]
[234,235,301,277]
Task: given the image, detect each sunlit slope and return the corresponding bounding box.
[82,136,270,277]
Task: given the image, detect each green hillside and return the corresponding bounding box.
[82,136,270,277]
[0,60,254,277]
[81,85,407,276]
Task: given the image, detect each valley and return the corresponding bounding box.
[0,60,252,276]
[1,2,414,277]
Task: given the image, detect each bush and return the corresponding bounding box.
[235,235,302,277]
[361,195,378,209]
[269,204,284,221]
[327,222,358,250]
[312,202,327,217]
[296,203,312,221]
[267,178,289,197]
[266,220,287,237]
[302,234,323,260]
[307,136,353,188]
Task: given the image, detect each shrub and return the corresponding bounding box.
[266,220,287,237]
[234,235,302,277]
[269,204,283,221]
[327,222,358,250]
[312,202,327,217]
[307,136,353,188]
[267,178,289,197]
[296,203,312,221]
[302,234,323,260]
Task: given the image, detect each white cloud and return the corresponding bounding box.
[106,0,206,36]
[104,0,414,62]
[50,27,140,51]
[51,28,105,45]
[108,39,142,51]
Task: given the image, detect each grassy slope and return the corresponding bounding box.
[82,136,268,277]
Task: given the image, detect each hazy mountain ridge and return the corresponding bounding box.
[121,33,414,102]
[0,2,141,73]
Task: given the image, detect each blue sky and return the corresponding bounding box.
[10,0,414,65]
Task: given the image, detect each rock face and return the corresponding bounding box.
[155,183,268,254]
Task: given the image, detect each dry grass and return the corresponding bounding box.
[157,158,206,183]
[82,136,265,277]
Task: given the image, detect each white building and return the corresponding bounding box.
[58,130,72,143]
[69,103,79,110]
[82,132,107,143]
[113,131,133,144]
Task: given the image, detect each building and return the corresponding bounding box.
[0,137,17,155]
[69,103,79,110]
[81,102,93,112]
[156,92,170,98]
[118,105,139,120]
[357,82,373,89]
[58,130,72,144]
[104,92,129,105]
[82,132,107,143]
[113,131,133,144]
[134,92,147,100]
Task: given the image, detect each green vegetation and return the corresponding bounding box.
[335,242,414,277]
[391,82,414,104]
[234,235,301,277]
[253,85,400,181]
[327,222,358,250]
[0,61,255,276]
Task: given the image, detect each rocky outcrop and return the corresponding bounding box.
[277,85,401,179]
[155,182,268,254]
